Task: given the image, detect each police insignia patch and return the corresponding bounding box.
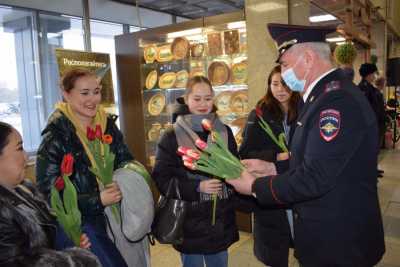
[319,109,340,141]
[324,81,341,93]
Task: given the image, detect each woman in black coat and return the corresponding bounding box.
[0,122,100,267]
[239,65,300,267]
[152,76,239,267]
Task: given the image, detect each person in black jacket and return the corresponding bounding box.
[36,69,134,267]
[152,76,239,267]
[228,23,385,267]
[239,65,300,267]
[0,122,100,267]
[358,63,386,176]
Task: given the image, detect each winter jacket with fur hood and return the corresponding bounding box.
[0,180,100,267]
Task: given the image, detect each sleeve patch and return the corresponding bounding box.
[319,109,341,142]
[324,80,341,93]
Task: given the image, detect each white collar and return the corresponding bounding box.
[302,68,337,102]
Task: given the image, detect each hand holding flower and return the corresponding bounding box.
[79,233,91,249]
[100,182,122,206]
[241,159,277,177]
[199,179,222,194]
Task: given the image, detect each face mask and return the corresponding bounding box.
[281,56,309,92]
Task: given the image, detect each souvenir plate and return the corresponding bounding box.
[147,93,166,116]
[230,90,248,114]
[156,44,173,62]
[171,37,189,60]
[214,91,232,115]
[147,123,162,141]
[224,30,240,55]
[208,61,230,86]
[145,70,158,90]
[175,70,189,88]
[159,72,177,89]
[207,33,222,56]
[143,45,157,63]
[232,61,248,84]
[191,43,204,57]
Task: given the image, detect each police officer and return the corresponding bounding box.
[227,23,385,266]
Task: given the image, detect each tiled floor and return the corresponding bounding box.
[150,146,400,267]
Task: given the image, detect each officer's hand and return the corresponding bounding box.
[199,179,222,194]
[276,152,290,161]
[241,159,277,177]
[226,169,255,195]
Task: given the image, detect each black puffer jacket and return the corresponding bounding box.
[152,102,239,254]
[239,106,295,267]
[36,110,134,224]
[0,181,100,267]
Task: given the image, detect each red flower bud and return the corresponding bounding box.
[183,160,196,170]
[195,139,208,150]
[61,153,74,176]
[177,146,190,156]
[54,176,65,191]
[86,127,96,141]
[95,124,102,140]
[186,149,201,160]
[201,119,213,131]
[102,134,113,145]
[255,106,263,118]
[182,155,193,163]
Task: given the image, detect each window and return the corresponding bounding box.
[38,13,85,120]
[90,20,123,110]
[0,6,42,153]
[130,25,141,33]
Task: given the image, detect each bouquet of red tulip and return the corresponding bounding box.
[86,124,119,222]
[178,119,243,225]
[178,119,244,179]
[255,107,288,152]
[50,154,82,246]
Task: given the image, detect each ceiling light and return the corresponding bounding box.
[167,28,202,39]
[227,21,246,30]
[326,36,345,42]
[309,14,337,23]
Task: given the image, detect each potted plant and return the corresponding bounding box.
[334,42,358,68]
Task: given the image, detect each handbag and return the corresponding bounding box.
[151,178,188,245]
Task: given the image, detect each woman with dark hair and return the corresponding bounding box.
[239,65,300,267]
[0,122,100,267]
[35,69,146,267]
[152,76,239,267]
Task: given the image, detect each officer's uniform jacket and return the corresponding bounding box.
[252,69,385,266]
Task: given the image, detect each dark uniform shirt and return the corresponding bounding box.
[252,69,385,266]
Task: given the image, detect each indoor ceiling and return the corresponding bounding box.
[111,0,244,19]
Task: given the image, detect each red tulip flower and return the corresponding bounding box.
[95,124,102,140]
[183,160,196,170]
[61,153,74,176]
[195,139,208,150]
[201,119,213,131]
[54,176,65,191]
[255,106,263,118]
[86,127,96,141]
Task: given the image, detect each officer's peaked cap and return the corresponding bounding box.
[267,23,337,62]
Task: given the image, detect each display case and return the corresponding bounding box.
[116,11,251,232]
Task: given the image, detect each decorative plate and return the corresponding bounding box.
[171,37,189,60]
[159,72,177,89]
[232,61,248,84]
[147,123,162,141]
[214,91,232,115]
[207,32,222,56]
[145,70,158,90]
[191,43,204,57]
[147,93,166,116]
[143,45,157,63]
[224,30,240,55]
[156,44,173,62]
[208,61,230,86]
[230,90,248,114]
[175,70,189,88]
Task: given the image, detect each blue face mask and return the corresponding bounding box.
[281,56,309,92]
